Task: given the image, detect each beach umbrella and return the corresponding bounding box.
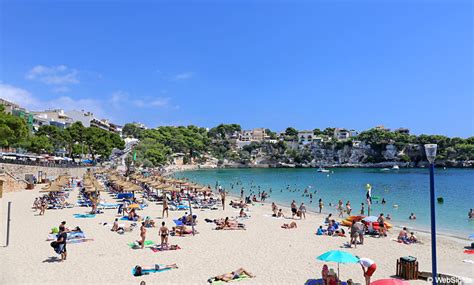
[128,204,140,209]
[469,234,474,240]
[370,279,409,285]
[363,216,378,223]
[316,250,359,278]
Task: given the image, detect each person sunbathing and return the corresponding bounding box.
[215,217,245,230]
[239,208,247,218]
[144,217,155,227]
[133,264,178,276]
[281,221,297,229]
[209,268,255,282]
[398,227,409,244]
[172,225,197,236]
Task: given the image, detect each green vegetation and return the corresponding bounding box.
[1,104,473,167]
[0,106,124,160]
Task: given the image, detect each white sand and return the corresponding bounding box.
[0,184,472,285]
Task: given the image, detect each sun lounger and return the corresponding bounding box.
[73,214,96,218]
[98,203,120,209]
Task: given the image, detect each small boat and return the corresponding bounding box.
[392,165,400,170]
[380,168,390,171]
[317,167,330,173]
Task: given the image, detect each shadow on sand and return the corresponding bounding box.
[43,256,62,263]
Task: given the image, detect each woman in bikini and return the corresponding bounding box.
[159,221,169,249]
[139,222,146,249]
[162,197,169,218]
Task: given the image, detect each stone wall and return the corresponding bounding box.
[0,163,88,194]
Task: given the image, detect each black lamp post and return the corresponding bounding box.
[424,143,438,284]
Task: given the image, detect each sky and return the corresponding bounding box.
[0,0,473,137]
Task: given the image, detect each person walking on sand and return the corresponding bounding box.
[139,222,146,249]
[159,221,169,249]
[162,196,169,218]
[319,199,323,213]
[358,257,376,285]
[40,199,47,216]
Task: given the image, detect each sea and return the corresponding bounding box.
[174,168,474,238]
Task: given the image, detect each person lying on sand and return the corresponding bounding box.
[281,221,297,229]
[172,225,198,236]
[133,264,178,276]
[208,268,255,283]
[215,217,245,230]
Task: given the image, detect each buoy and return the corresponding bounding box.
[437,197,444,203]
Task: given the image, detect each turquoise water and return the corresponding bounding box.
[175,168,474,237]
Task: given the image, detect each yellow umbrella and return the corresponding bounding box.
[128,204,140,209]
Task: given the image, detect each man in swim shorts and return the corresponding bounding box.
[358,257,376,285]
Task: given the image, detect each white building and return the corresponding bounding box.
[298,130,314,145]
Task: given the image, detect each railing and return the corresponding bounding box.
[0,158,87,168]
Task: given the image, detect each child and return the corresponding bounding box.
[316,226,324,235]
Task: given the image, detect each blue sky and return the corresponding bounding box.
[1,0,472,137]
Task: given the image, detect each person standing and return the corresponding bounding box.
[159,221,169,249]
[299,203,306,219]
[291,200,297,218]
[318,199,323,213]
[162,196,169,218]
[240,188,244,199]
[57,226,67,261]
[358,257,376,285]
[346,201,352,216]
[337,200,344,217]
[377,213,386,237]
[360,203,365,215]
[221,191,226,210]
[139,222,146,249]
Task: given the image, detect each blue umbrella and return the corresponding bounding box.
[317,250,360,278]
[469,234,474,240]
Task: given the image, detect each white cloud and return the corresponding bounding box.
[150,97,170,107]
[0,83,37,107]
[110,91,129,109]
[26,65,79,85]
[173,72,194,80]
[0,83,105,118]
[51,86,71,93]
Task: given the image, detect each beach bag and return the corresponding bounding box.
[50,241,58,248]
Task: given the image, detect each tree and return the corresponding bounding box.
[122,123,143,138]
[0,106,29,147]
[27,135,54,153]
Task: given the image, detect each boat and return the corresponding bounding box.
[380,168,390,171]
[317,167,330,173]
[392,165,400,170]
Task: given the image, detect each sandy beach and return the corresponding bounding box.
[0,182,472,285]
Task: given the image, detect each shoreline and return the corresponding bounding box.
[169,166,472,243]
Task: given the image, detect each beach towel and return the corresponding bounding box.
[127,240,155,248]
[67,238,93,244]
[464,250,474,254]
[131,266,172,276]
[150,245,181,252]
[173,219,184,226]
[208,275,249,284]
[73,214,96,218]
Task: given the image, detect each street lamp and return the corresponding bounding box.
[424,143,438,284]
